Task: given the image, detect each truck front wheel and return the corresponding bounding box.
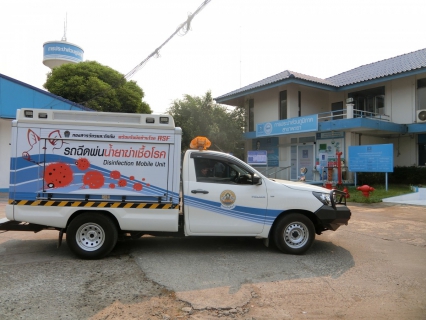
[66,213,118,259]
[273,213,315,255]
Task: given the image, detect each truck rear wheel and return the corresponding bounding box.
[273,213,315,255]
[66,213,118,259]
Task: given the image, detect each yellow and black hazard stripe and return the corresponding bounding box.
[9,199,179,210]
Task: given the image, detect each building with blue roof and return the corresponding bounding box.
[215,48,426,183]
[0,73,91,191]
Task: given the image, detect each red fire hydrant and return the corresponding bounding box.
[357,185,374,197]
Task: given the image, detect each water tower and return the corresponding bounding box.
[43,16,84,69]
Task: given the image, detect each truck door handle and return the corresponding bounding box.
[191,189,209,194]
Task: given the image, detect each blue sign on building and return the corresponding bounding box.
[251,137,279,167]
[256,115,318,137]
[349,144,394,172]
[247,150,268,166]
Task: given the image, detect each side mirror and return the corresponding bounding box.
[252,174,262,185]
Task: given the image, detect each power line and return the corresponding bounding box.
[77,0,211,108]
[124,0,212,79]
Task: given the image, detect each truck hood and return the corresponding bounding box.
[268,178,330,193]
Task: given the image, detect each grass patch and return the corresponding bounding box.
[345,184,414,203]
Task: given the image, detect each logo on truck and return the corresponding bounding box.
[220,190,236,210]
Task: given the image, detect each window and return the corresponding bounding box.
[419,134,426,166]
[194,156,258,185]
[299,136,315,143]
[298,91,301,117]
[331,101,343,120]
[348,86,385,117]
[248,99,254,132]
[375,95,385,110]
[417,78,426,110]
[279,91,287,120]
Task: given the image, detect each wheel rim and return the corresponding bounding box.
[75,222,105,251]
[284,222,309,249]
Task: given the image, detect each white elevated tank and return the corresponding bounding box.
[42,15,84,69]
[43,40,84,69]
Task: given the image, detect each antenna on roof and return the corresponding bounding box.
[61,13,67,41]
[43,12,84,69]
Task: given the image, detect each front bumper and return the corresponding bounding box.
[314,205,351,231]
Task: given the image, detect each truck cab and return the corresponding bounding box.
[181,146,351,254]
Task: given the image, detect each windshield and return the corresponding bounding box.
[191,150,265,184]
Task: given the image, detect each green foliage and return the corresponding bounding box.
[388,166,426,185]
[356,166,426,185]
[167,91,245,159]
[355,172,386,185]
[44,61,151,114]
[346,184,413,203]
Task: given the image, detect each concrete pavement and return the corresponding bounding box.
[382,187,426,206]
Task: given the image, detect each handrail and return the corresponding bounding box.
[317,108,390,122]
[255,166,291,179]
[317,109,347,121]
[268,165,292,177]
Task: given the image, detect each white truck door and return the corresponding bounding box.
[184,154,267,235]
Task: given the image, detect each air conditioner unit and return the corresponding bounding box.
[417,109,426,123]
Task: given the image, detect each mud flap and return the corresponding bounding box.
[57,228,64,248]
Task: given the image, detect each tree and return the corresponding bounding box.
[167,91,245,159]
[44,61,151,113]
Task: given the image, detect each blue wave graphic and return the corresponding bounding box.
[10,154,178,202]
[185,196,281,225]
[184,195,282,226]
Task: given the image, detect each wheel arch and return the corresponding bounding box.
[269,209,321,239]
[66,209,121,232]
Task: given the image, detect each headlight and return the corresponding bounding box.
[313,192,331,206]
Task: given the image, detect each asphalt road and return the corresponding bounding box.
[0,200,425,319]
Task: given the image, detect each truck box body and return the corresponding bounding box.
[7,109,181,232]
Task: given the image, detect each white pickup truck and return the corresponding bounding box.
[2,108,351,259]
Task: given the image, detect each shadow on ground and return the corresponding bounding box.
[115,235,353,293]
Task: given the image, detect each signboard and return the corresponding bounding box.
[298,145,314,180]
[349,144,394,172]
[252,137,279,167]
[14,126,172,199]
[256,115,318,137]
[247,150,267,166]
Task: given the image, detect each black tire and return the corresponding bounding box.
[66,212,118,259]
[273,213,315,255]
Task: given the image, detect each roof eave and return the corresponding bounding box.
[0,73,94,112]
[215,78,337,104]
[335,67,426,91]
[216,67,426,104]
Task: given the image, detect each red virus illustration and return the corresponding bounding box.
[139,178,150,188]
[118,179,127,187]
[129,176,135,180]
[109,183,116,189]
[82,171,105,189]
[133,183,142,191]
[75,158,90,171]
[110,170,121,179]
[44,163,73,189]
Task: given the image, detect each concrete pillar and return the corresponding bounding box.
[346,103,354,119]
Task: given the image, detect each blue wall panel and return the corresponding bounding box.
[0,73,91,119]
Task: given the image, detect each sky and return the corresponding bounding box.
[1,0,426,114]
